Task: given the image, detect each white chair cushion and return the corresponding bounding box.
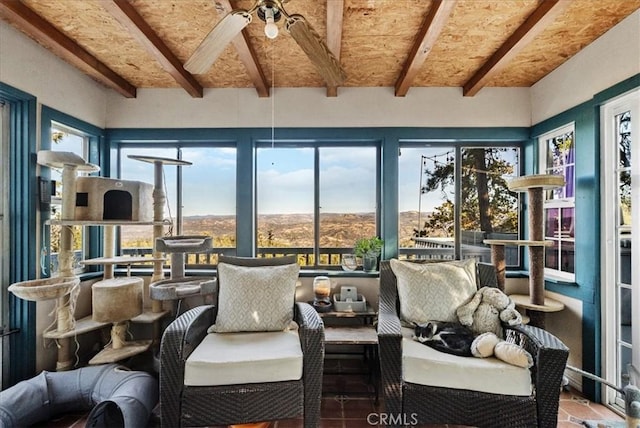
[184,329,303,386]
[401,328,532,396]
[390,259,478,325]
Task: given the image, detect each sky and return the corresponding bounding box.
[52,128,517,219]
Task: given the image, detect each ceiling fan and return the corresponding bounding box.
[184,0,346,87]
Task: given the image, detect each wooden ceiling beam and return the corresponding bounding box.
[0,0,136,98]
[216,0,269,98]
[102,0,203,98]
[395,0,457,97]
[463,0,573,97]
[326,0,344,97]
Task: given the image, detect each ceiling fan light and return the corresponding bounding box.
[264,7,279,39]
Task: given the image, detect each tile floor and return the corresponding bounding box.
[35,357,626,428]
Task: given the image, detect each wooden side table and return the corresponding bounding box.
[317,307,379,402]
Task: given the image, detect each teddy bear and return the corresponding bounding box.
[456,286,533,368]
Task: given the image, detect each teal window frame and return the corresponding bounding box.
[1,82,37,387]
[40,106,105,277]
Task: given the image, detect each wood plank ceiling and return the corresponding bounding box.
[1,0,639,99]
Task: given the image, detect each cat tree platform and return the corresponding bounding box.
[507,174,565,191]
[483,239,553,291]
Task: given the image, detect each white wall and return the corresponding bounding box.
[0,22,107,128]
[105,86,532,128]
[531,10,640,124]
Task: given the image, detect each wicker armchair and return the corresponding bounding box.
[159,256,324,428]
[377,260,569,428]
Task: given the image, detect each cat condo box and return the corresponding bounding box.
[333,286,367,312]
[74,177,154,222]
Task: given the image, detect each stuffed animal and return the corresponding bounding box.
[456,286,522,337]
[456,287,532,368]
[471,332,533,368]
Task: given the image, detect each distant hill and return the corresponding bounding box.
[121,211,430,248]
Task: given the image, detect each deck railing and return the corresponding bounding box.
[50,241,499,270]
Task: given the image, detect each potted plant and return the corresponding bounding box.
[354,236,384,272]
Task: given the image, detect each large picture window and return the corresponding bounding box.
[539,124,575,279]
[398,144,520,265]
[112,145,237,266]
[256,144,378,268]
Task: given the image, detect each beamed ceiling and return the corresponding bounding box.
[1,0,639,99]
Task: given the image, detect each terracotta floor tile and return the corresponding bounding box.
[558,407,572,421]
[273,419,303,428]
[341,397,377,419]
[590,403,626,421]
[557,421,585,427]
[318,420,344,428]
[42,362,632,428]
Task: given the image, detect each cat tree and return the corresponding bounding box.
[9,150,172,370]
[8,151,101,370]
[128,155,217,318]
[484,174,565,328]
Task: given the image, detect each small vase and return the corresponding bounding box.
[362,254,378,272]
[341,253,357,271]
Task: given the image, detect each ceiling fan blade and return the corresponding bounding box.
[285,14,346,87]
[184,10,252,74]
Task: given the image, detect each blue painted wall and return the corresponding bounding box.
[529,73,640,399]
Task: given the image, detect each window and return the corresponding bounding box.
[539,124,575,279]
[48,123,89,274]
[461,147,520,264]
[113,145,237,266]
[398,144,520,265]
[256,144,378,268]
[601,89,639,411]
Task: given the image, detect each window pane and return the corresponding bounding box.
[398,147,455,260]
[545,207,560,238]
[561,207,575,238]
[617,111,631,168]
[461,147,519,264]
[319,147,376,266]
[541,125,575,278]
[560,240,575,273]
[181,147,236,263]
[256,147,314,263]
[118,147,176,255]
[545,131,575,200]
[49,125,86,274]
[617,111,632,229]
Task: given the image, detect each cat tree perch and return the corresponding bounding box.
[484,174,566,328]
[128,155,217,316]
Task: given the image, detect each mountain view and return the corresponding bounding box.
[121,211,428,249]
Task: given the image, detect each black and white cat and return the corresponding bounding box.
[413,321,475,357]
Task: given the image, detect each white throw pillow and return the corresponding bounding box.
[211,262,300,333]
[390,259,477,325]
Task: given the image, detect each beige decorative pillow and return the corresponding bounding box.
[390,259,478,325]
[210,262,300,333]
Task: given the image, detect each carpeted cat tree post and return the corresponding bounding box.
[485,174,565,328]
